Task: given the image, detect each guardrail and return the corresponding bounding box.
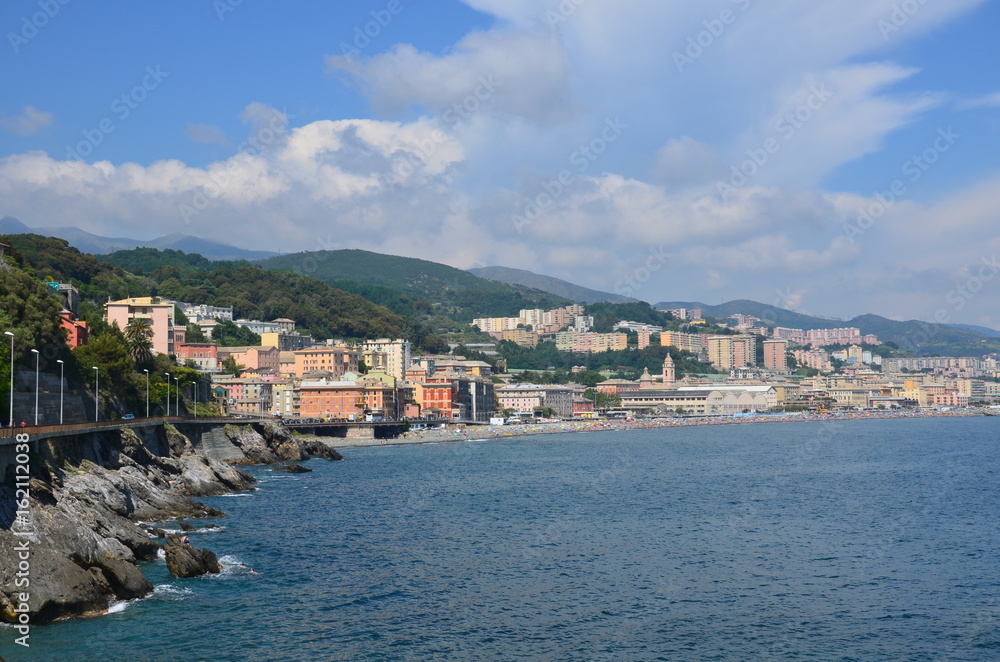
[0,415,272,444]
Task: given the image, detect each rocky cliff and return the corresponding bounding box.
[0,421,342,625]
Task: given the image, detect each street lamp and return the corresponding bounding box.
[31,349,39,426]
[189,381,197,418]
[56,359,64,424]
[4,331,13,428]
[143,369,149,418]
[93,366,99,422]
[164,373,170,416]
[174,376,179,417]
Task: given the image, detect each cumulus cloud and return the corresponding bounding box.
[0,105,54,136]
[326,28,576,124]
[1,0,996,323]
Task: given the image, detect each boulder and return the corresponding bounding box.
[92,556,154,600]
[223,425,280,465]
[164,537,222,578]
[273,463,311,473]
[300,438,344,461]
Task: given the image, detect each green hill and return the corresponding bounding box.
[6,236,425,346]
[468,266,637,304]
[257,249,570,321]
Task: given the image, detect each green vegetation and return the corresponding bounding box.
[257,249,570,322]
[585,302,673,332]
[0,252,203,419]
[498,341,717,379]
[583,388,622,410]
[211,320,261,347]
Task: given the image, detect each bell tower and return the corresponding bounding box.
[662,353,675,388]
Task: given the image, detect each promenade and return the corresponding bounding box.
[323,408,991,448]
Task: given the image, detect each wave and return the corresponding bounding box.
[154,584,195,599]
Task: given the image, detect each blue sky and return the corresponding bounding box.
[2,0,999,328]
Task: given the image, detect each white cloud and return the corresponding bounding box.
[326,28,575,124]
[0,105,53,136]
[955,92,1000,110]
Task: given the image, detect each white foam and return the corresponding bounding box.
[154,584,194,598]
[106,601,131,614]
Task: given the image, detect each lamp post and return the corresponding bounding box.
[31,349,39,426]
[143,369,149,418]
[92,366,99,422]
[174,377,179,417]
[189,381,197,418]
[4,331,13,428]
[164,373,170,416]
[56,359,64,424]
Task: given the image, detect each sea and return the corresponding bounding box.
[3,416,1000,661]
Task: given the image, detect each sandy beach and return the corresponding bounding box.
[310,408,991,448]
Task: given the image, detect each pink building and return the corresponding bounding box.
[218,346,280,372]
[104,297,176,355]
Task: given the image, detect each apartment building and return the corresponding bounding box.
[293,346,360,379]
[104,297,177,355]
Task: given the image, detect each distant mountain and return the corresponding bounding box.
[258,249,571,321]
[468,266,638,304]
[656,299,846,330]
[655,299,1000,357]
[0,215,278,261]
[950,323,1000,338]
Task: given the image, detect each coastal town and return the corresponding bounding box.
[42,282,1000,426]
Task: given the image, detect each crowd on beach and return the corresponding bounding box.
[330,408,990,447]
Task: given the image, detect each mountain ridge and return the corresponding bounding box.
[655,299,1000,356]
[0,215,278,261]
[468,265,637,304]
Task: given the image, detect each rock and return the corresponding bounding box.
[92,556,154,600]
[172,452,256,497]
[273,463,311,473]
[0,529,110,625]
[223,425,280,465]
[164,537,222,578]
[178,523,197,531]
[301,438,344,461]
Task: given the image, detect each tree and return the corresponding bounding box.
[583,388,621,410]
[124,318,154,365]
[220,356,244,377]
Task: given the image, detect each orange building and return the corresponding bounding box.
[298,379,404,419]
[59,311,89,348]
[293,346,359,379]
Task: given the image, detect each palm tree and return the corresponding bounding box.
[124,319,154,365]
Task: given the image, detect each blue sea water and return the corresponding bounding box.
[4,417,1000,661]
